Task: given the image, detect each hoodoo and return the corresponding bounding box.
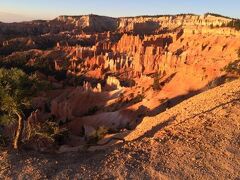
[0,7,240,179]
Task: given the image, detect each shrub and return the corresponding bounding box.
[152,73,162,91]
[130,94,145,104]
[85,106,99,116]
[223,60,240,76]
[28,120,69,146]
[225,20,240,30]
[136,94,144,102]
[86,126,109,145]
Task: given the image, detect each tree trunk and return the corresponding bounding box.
[13,111,23,150]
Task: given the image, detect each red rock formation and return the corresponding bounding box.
[1,13,240,147]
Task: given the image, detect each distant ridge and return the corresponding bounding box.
[57,13,234,20]
[0,12,237,23]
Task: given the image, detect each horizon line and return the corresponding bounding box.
[1,12,239,23]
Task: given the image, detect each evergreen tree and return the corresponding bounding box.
[0,68,38,149]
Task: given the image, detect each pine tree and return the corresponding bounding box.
[0,68,37,149]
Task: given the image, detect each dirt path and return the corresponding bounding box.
[1,79,240,179]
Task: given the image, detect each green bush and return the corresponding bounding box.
[152,73,162,91]
[29,120,68,145]
[223,60,240,76]
[225,20,240,30]
[130,94,145,104]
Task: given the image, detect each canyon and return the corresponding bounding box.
[0,13,240,178]
[1,13,240,145]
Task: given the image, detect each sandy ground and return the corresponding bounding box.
[0,79,240,179]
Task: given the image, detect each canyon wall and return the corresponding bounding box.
[1,13,240,142]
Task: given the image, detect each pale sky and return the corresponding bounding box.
[1,0,240,22]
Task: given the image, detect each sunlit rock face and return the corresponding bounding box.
[57,14,118,32]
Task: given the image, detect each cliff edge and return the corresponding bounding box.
[1,79,239,179]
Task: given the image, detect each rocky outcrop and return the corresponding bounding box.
[118,14,233,33]
[0,13,235,38]
[50,85,122,121]
[106,76,121,90]
[68,108,138,136]
[57,14,118,32]
[1,13,240,152]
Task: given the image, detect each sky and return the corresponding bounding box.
[1,0,240,22]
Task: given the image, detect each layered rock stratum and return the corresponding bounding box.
[0,12,240,178]
[1,78,239,179]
